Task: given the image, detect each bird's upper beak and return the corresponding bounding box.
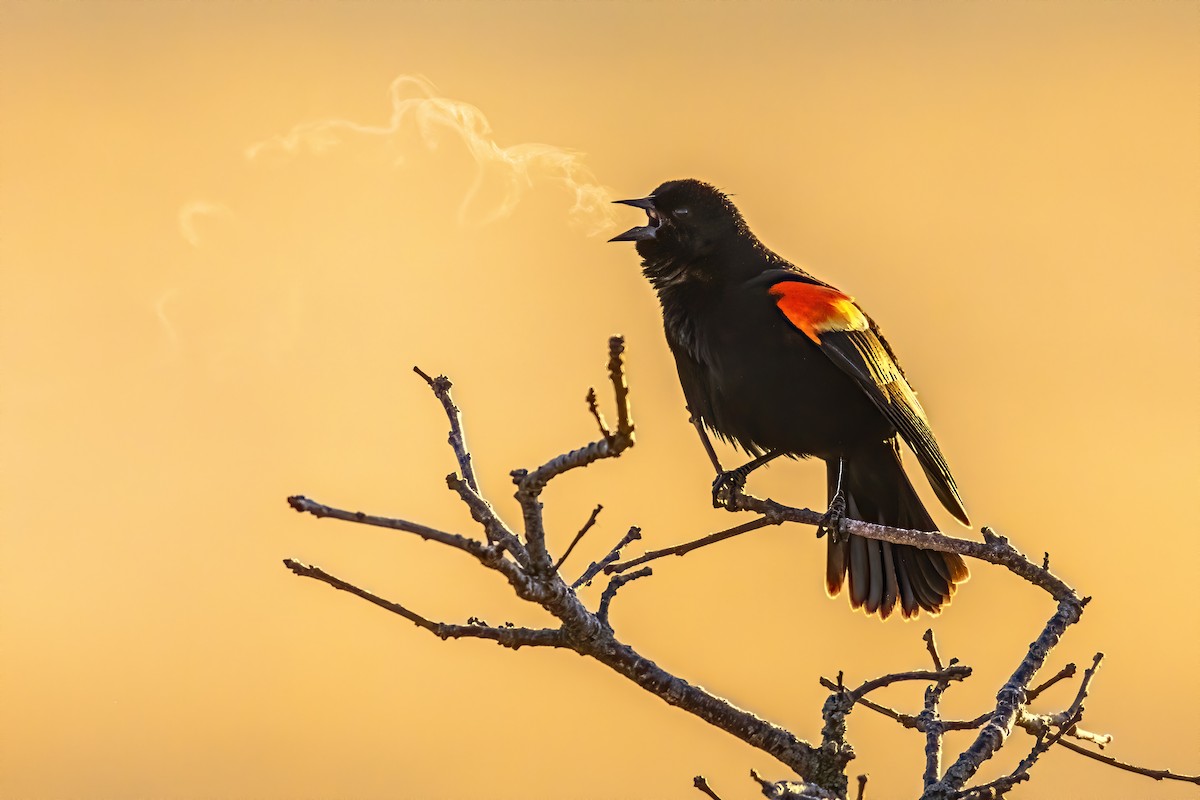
[609,196,661,242]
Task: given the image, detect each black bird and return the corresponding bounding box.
[611,179,970,619]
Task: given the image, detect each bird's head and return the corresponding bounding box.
[609,180,750,278]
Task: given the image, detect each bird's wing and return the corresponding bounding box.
[766,276,970,525]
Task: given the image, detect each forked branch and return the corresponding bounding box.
[283,337,1197,799]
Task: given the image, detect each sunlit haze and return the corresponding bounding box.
[2,2,1197,798]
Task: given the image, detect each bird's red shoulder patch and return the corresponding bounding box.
[769,281,869,344]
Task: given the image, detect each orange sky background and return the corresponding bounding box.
[2,2,1198,798]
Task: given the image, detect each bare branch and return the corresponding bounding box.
[288,494,489,557]
[957,705,1085,799]
[820,681,985,734]
[517,336,635,495]
[606,516,781,575]
[847,667,971,702]
[927,599,1087,798]
[511,336,635,575]
[1024,662,1077,703]
[1066,653,1104,721]
[573,526,642,589]
[920,630,954,790]
[855,774,867,800]
[923,629,945,671]
[607,335,634,439]
[586,387,611,440]
[553,503,603,572]
[597,567,652,628]
[282,559,565,649]
[830,676,1115,746]
[413,366,479,492]
[720,489,1080,603]
[1053,738,1200,785]
[287,338,1199,799]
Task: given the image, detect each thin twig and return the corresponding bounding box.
[855,774,868,800]
[607,335,633,439]
[553,503,603,572]
[511,337,636,574]
[282,559,566,649]
[848,667,971,702]
[1054,738,1200,784]
[924,629,945,671]
[288,494,489,558]
[573,526,642,589]
[1025,663,1077,703]
[606,516,781,575]
[818,679,987,733]
[597,567,652,627]
[413,366,479,492]
[586,387,612,440]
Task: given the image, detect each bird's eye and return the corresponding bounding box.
[674,208,689,216]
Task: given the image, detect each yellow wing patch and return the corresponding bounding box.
[769,281,869,344]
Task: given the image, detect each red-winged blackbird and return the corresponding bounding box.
[611,179,970,619]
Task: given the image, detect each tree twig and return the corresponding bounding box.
[282,559,566,649]
[573,526,641,589]
[553,503,603,572]
[847,668,971,702]
[1024,662,1077,703]
[413,366,479,492]
[1053,738,1200,784]
[606,516,781,575]
[597,567,652,628]
[586,387,612,441]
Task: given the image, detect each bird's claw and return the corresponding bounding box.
[817,491,847,542]
[711,469,748,508]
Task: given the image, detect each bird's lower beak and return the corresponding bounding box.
[609,225,657,242]
[609,196,660,242]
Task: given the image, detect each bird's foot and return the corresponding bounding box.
[711,467,750,508]
[817,491,847,542]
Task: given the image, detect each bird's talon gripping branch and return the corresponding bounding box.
[818,491,846,542]
[711,468,749,508]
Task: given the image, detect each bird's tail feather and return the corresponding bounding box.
[825,442,968,619]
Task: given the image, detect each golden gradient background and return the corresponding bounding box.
[3,2,1197,797]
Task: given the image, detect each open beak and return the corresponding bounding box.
[609,196,661,242]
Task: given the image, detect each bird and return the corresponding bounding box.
[610,178,970,619]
